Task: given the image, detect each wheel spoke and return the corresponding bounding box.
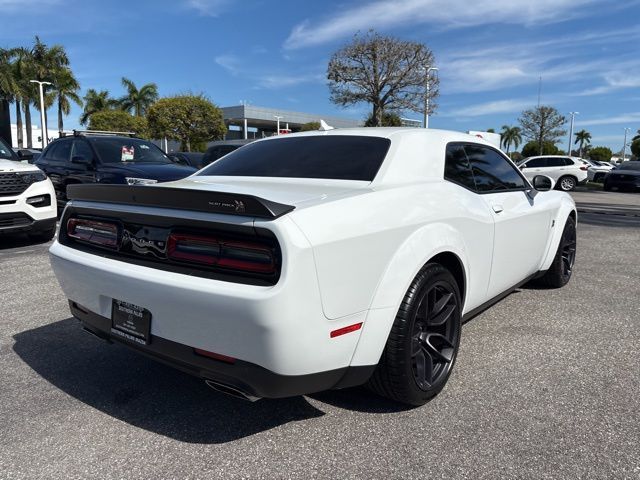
[423,333,455,363]
[428,304,455,327]
[413,350,432,389]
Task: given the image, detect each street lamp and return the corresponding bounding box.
[30,80,52,147]
[274,115,283,136]
[567,112,579,156]
[422,67,439,128]
[622,127,631,162]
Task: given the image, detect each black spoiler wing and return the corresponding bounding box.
[66,184,295,219]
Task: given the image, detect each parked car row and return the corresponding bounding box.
[518,155,589,191]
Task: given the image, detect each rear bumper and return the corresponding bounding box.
[71,300,375,398]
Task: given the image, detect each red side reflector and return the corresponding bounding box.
[330,322,363,338]
[194,348,236,364]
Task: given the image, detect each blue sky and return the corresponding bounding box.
[2,0,640,151]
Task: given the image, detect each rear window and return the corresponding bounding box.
[198,136,391,181]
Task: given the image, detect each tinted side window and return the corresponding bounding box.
[48,140,73,162]
[72,140,94,161]
[524,158,547,168]
[465,145,527,192]
[547,157,566,167]
[444,144,476,190]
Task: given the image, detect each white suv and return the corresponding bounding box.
[519,155,588,191]
[0,137,57,241]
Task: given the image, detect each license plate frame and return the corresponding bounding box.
[111,299,152,345]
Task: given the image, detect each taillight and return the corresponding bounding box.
[167,233,275,274]
[580,165,588,171]
[67,218,119,248]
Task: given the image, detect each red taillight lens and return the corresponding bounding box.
[194,348,236,364]
[167,233,275,274]
[67,218,119,248]
[580,165,588,171]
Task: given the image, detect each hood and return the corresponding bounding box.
[164,176,372,208]
[103,162,197,180]
[0,159,42,173]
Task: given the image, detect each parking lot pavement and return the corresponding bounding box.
[1,220,639,479]
[571,190,640,218]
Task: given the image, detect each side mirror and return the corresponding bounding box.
[533,175,554,191]
[18,149,33,160]
[71,155,91,165]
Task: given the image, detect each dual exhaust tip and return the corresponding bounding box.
[205,379,261,402]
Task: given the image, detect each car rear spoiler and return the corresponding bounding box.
[66,184,295,219]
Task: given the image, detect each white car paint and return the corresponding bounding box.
[585,159,615,182]
[519,155,588,190]
[48,128,576,397]
[0,158,57,233]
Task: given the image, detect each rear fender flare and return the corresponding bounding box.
[349,223,469,367]
[539,198,577,271]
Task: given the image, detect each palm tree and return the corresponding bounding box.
[500,125,523,158]
[51,67,82,135]
[118,77,158,117]
[0,49,16,144]
[80,89,117,125]
[574,129,591,157]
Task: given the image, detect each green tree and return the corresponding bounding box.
[80,89,118,125]
[0,48,16,144]
[500,125,522,157]
[521,140,560,158]
[364,111,403,126]
[630,139,640,159]
[486,128,496,133]
[51,67,82,135]
[328,31,438,127]
[518,105,566,155]
[118,77,159,117]
[147,95,226,151]
[300,121,321,131]
[88,109,148,137]
[573,129,591,157]
[588,146,613,162]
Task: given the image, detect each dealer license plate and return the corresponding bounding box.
[111,299,152,345]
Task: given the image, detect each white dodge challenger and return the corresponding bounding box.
[49,128,577,406]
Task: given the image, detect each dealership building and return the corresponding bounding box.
[221,104,362,139]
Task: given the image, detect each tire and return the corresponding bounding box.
[29,227,56,243]
[594,173,604,183]
[557,176,577,191]
[603,182,612,192]
[536,218,576,288]
[367,263,462,406]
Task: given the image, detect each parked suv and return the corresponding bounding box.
[518,155,588,191]
[35,132,196,210]
[0,136,57,240]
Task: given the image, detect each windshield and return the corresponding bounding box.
[617,162,640,171]
[0,137,16,160]
[89,137,171,164]
[198,136,391,181]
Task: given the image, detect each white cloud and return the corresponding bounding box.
[577,114,640,127]
[256,73,324,89]
[214,54,241,75]
[284,0,603,49]
[445,99,534,117]
[186,0,231,16]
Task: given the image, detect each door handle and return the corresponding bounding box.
[492,205,504,213]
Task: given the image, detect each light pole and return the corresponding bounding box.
[30,80,52,147]
[274,115,283,136]
[567,112,578,156]
[422,67,438,128]
[622,127,631,162]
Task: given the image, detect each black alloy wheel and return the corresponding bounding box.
[560,220,577,283]
[536,218,577,288]
[367,263,462,406]
[411,283,459,391]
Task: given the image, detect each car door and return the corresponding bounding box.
[464,144,553,298]
[544,157,569,182]
[68,139,98,184]
[520,157,547,182]
[40,139,73,203]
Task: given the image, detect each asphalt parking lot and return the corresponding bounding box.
[1,198,639,479]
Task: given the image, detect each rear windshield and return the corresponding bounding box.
[197,136,391,181]
[89,137,171,164]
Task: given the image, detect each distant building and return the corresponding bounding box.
[221,104,361,140]
[9,124,64,149]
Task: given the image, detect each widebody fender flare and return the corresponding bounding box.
[349,222,470,367]
[539,197,577,271]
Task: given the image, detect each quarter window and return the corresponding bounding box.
[47,140,73,162]
[444,144,476,189]
[72,140,94,162]
[464,145,527,192]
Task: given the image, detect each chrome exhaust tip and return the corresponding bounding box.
[205,379,261,402]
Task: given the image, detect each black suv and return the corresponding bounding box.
[35,132,196,209]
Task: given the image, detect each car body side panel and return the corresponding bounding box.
[539,194,577,271]
[289,181,494,321]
